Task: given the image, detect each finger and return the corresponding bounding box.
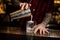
[34,27,38,34]
[20,3,23,7]
[33,25,37,30]
[25,3,29,9]
[40,29,42,35]
[43,30,45,35]
[29,4,31,6]
[21,3,25,10]
[45,30,49,34]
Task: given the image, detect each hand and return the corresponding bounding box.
[34,24,49,35]
[20,3,31,10]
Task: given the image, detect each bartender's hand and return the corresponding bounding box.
[19,3,31,10]
[34,23,49,35]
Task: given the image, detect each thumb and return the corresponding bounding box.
[33,25,38,30]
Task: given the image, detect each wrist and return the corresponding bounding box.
[40,23,47,26]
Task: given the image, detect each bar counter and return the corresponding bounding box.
[0,27,60,40]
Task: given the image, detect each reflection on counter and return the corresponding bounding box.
[0,27,60,38]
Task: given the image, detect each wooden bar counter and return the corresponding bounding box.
[0,27,60,40]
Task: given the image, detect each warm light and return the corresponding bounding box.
[54,0,60,4]
[58,7,60,11]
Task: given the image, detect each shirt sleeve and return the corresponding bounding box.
[46,0,53,13]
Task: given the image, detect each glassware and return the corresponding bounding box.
[26,20,34,33]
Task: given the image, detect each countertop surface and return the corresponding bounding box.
[0,27,60,38]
